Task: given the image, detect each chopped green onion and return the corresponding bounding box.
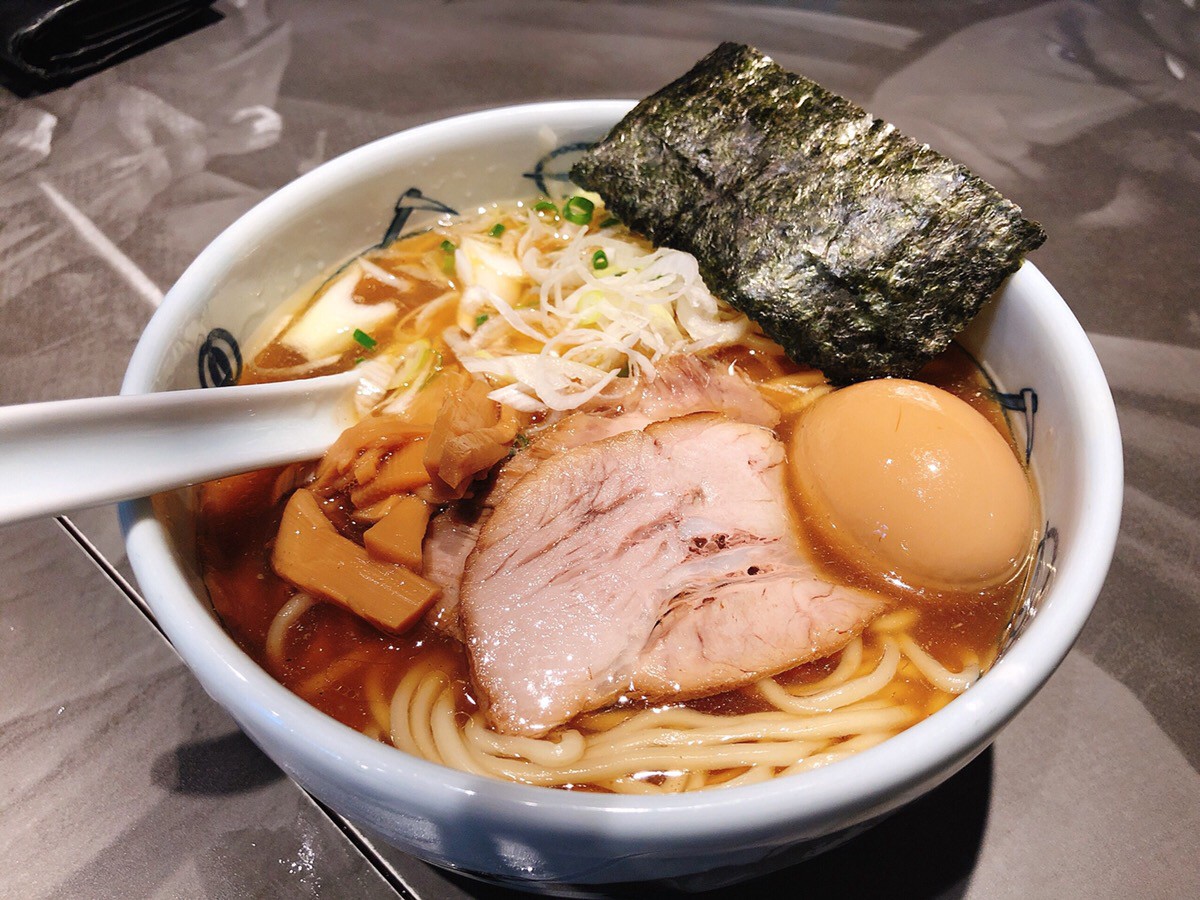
[474,313,490,327]
[354,357,365,365]
[515,432,531,448]
[440,239,456,253]
[488,223,506,237]
[591,249,609,270]
[352,329,377,350]
[533,200,557,214]
[599,216,620,228]
[562,195,595,225]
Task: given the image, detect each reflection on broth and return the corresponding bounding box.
[198,199,1037,793]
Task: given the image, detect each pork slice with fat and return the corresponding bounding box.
[623,353,779,426]
[423,354,780,636]
[631,563,886,700]
[422,504,488,639]
[460,414,886,737]
[494,354,779,498]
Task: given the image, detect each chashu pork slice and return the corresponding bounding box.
[495,352,780,499]
[422,354,780,638]
[612,351,780,424]
[459,413,886,737]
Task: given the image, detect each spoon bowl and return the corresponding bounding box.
[0,369,363,525]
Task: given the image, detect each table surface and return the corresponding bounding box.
[1,1,1198,897]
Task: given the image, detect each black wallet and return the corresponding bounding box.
[0,0,219,93]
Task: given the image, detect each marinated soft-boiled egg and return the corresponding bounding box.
[790,379,1035,593]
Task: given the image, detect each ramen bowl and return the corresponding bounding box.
[121,101,1123,891]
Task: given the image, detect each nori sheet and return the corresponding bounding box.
[571,43,1046,383]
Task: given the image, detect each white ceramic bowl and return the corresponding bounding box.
[121,101,1123,891]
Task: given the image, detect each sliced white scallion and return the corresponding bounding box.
[436,204,750,412]
[379,340,438,416]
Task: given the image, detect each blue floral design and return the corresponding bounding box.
[197,327,242,388]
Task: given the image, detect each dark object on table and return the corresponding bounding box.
[0,0,220,95]
[572,42,1047,384]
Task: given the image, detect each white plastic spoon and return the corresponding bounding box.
[0,369,368,526]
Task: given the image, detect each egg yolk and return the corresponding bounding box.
[790,379,1035,593]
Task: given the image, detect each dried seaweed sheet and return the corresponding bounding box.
[571,43,1046,383]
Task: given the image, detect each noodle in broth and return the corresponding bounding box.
[198,199,1035,793]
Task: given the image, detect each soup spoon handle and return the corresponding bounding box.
[0,370,363,526]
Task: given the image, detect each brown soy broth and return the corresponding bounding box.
[197,229,484,734]
[198,465,472,733]
[244,246,451,385]
[195,223,1035,780]
[198,343,1030,762]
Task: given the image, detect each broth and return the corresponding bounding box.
[197,205,1036,790]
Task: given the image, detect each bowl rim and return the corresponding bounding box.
[121,99,1124,842]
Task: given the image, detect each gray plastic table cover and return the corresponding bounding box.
[1,1,1197,897]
